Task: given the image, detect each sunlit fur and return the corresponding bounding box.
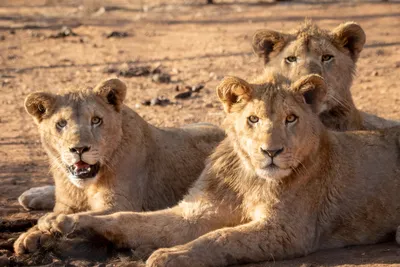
[252,20,398,130]
[223,79,321,182]
[30,74,400,267]
[15,78,225,255]
[36,88,121,188]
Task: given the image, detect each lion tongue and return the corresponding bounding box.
[74,161,90,172]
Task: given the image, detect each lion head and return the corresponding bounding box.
[252,21,365,116]
[217,74,326,181]
[25,78,127,188]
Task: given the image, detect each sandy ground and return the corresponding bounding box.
[0,0,399,266]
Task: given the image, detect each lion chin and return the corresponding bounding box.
[255,166,292,181]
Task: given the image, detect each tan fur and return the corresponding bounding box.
[252,21,398,130]
[14,78,225,255]
[25,74,400,266]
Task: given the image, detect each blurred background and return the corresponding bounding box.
[0,0,399,266]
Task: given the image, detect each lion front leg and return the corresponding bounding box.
[147,220,314,267]
[18,185,55,211]
[38,198,239,250]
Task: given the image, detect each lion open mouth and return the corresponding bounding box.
[67,161,100,179]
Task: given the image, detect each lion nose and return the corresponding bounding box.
[260,146,284,158]
[69,146,90,155]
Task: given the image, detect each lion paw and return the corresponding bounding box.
[147,246,205,267]
[18,185,55,211]
[14,226,51,255]
[38,213,78,235]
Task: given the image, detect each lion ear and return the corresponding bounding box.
[292,74,327,113]
[252,29,288,64]
[24,92,56,123]
[94,78,127,112]
[217,76,253,113]
[331,22,366,62]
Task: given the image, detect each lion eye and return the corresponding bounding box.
[91,117,102,126]
[322,54,334,62]
[285,56,297,63]
[285,114,298,124]
[56,119,67,129]
[248,115,259,124]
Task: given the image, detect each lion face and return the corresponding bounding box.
[252,21,365,113]
[217,75,326,181]
[25,78,127,188]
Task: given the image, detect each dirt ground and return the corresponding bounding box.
[0,0,399,266]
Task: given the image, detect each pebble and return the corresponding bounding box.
[142,97,171,106]
[49,26,77,38]
[192,84,204,92]
[152,73,171,83]
[106,31,129,38]
[150,97,161,106]
[141,100,151,106]
[175,91,192,99]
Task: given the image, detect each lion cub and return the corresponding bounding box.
[28,74,400,266]
[252,21,399,130]
[14,78,224,254]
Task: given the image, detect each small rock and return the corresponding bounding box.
[376,49,384,56]
[92,6,106,16]
[159,97,171,106]
[192,84,204,92]
[120,66,151,77]
[106,31,129,38]
[135,103,141,109]
[152,73,171,83]
[143,97,171,106]
[141,100,151,106]
[102,65,118,74]
[204,103,213,108]
[0,35,5,41]
[150,97,161,106]
[395,61,400,68]
[371,71,379,76]
[175,91,192,99]
[49,26,78,38]
[174,85,180,91]
[151,63,162,74]
[9,29,15,35]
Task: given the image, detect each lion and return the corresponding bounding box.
[18,21,398,213]
[252,20,398,130]
[14,77,225,255]
[22,74,400,266]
